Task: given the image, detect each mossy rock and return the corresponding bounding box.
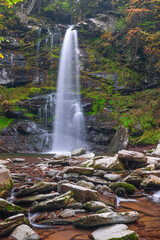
[0,198,27,218]
[109,182,136,195]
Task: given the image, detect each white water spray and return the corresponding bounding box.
[52,26,85,152]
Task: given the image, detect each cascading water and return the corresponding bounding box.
[52,26,86,152]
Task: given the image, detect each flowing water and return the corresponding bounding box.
[52,26,86,152]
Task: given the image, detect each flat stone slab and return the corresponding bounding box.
[12,158,26,162]
[15,182,57,197]
[63,166,94,175]
[14,192,59,205]
[118,150,147,162]
[61,183,99,202]
[91,224,139,240]
[73,211,139,228]
[31,191,73,213]
[81,155,123,171]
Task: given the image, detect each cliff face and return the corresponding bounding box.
[0,8,159,152]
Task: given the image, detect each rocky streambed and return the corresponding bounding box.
[0,145,160,240]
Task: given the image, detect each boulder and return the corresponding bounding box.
[77,180,95,190]
[14,192,59,205]
[15,182,57,197]
[0,214,28,237]
[104,174,121,182]
[59,209,75,219]
[62,166,94,175]
[31,191,73,213]
[0,165,13,197]
[0,198,27,217]
[79,175,109,185]
[141,175,160,188]
[109,182,136,195]
[123,174,142,187]
[152,143,160,157]
[118,150,147,163]
[60,183,99,202]
[71,147,86,156]
[83,201,107,212]
[107,126,129,154]
[81,155,124,171]
[73,211,139,228]
[11,224,40,240]
[91,224,139,240]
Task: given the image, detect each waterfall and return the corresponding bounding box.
[52,26,86,152]
[36,28,41,82]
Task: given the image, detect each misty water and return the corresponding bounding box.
[52,26,86,152]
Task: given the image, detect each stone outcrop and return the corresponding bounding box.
[107,125,129,154]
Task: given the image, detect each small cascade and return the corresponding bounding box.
[36,28,41,83]
[52,26,86,152]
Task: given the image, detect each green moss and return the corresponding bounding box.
[0,117,14,131]
[110,232,139,240]
[109,182,136,195]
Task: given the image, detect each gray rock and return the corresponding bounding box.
[73,152,95,159]
[118,150,147,163]
[11,224,40,240]
[63,172,79,179]
[0,214,27,237]
[152,143,160,157]
[0,198,27,216]
[77,180,95,190]
[81,155,123,171]
[83,201,107,212]
[141,175,160,188]
[79,175,109,185]
[109,182,136,195]
[104,174,121,182]
[15,182,57,197]
[123,174,142,187]
[107,125,129,154]
[146,156,160,165]
[48,169,61,177]
[96,206,115,213]
[73,211,139,228]
[63,166,94,175]
[59,209,75,218]
[71,147,86,156]
[61,183,99,202]
[91,224,139,240]
[0,165,13,197]
[67,202,83,209]
[14,192,59,205]
[12,158,26,162]
[31,191,73,213]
